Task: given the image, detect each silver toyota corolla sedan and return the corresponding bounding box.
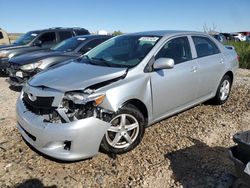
[16,30,238,161]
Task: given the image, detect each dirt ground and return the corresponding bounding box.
[0,69,249,188]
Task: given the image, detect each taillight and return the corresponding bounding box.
[237,55,240,62]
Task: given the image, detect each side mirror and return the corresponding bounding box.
[153,58,174,70]
[33,40,42,47]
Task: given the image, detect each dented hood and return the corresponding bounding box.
[29,60,127,92]
[10,50,78,65]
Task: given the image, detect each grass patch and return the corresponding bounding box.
[226,41,250,69]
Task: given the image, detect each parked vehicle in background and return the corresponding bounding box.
[212,33,226,43]
[0,27,89,73]
[16,30,238,161]
[234,33,250,42]
[0,28,10,45]
[212,33,239,43]
[221,33,239,42]
[7,35,112,87]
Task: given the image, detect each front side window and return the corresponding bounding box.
[155,37,192,64]
[84,35,161,68]
[0,32,3,39]
[192,36,220,58]
[13,31,40,45]
[38,32,56,45]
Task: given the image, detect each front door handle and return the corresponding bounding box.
[191,66,198,72]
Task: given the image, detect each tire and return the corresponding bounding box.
[212,74,232,105]
[231,178,248,188]
[100,104,145,154]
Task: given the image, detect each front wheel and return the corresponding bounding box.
[100,104,145,154]
[212,75,232,105]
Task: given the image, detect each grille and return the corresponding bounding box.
[8,62,20,70]
[23,92,55,115]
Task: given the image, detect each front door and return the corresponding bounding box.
[150,36,199,120]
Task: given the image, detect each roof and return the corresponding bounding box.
[129,30,205,37]
[73,34,112,39]
[28,27,89,33]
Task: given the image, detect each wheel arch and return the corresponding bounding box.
[224,71,234,83]
[121,99,148,125]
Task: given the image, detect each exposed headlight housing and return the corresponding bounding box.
[0,51,9,58]
[64,91,105,106]
[20,60,43,71]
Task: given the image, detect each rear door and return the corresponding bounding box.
[191,36,225,98]
[150,36,199,120]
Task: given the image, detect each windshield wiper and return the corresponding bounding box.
[81,55,97,65]
[90,57,112,67]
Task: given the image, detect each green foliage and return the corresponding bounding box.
[112,30,123,36]
[226,41,250,69]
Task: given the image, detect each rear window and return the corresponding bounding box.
[0,32,3,39]
[192,36,220,58]
[58,31,72,41]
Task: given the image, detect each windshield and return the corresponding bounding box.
[52,37,85,52]
[84,35,161,68]
[13,31,40,45]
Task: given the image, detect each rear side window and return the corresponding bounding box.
[0,32,3,39]
[155,36,192,64]
[58,31,72,41]
[74,30,89,36]
[38,32,56,45]
[192,36,220,58]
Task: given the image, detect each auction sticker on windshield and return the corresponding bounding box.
[31,33,38,37]
[77,38,86,41]
[139,37,159,42]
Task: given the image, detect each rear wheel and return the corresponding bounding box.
[100,104,145,154]
[212,75,232,105]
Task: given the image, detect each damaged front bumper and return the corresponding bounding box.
[7,65,33,87]
[16,96,111,161]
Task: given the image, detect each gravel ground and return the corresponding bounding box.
[0,69,249,188]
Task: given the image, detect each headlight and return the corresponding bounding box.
[8,53,15,58]
[20,60,43,71]
[0,51,8,58]
[64,92,105,106]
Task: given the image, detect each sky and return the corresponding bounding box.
[0,0,249,33]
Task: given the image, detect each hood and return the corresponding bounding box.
[0,43,24,50]
[29,60,127,92]
[10,50,76,65]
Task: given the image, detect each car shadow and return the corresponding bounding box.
[164,138,236,188]
[9,85,22,92]
[15,178,57,188]
[0,71,8,77]
[21,136,93,163]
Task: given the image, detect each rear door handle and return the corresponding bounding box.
[191,66,198,72]
[219,58,224,64]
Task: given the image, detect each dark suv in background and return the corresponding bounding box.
[0,27,89,72]
[7,35,112,87]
